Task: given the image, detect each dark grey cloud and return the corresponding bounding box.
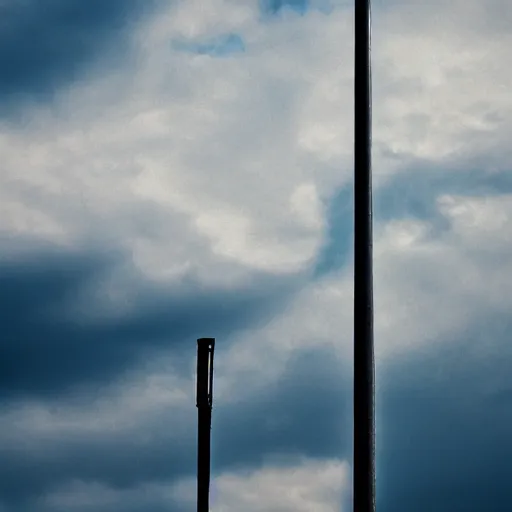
[211,312,512,511]
[314,163,512,278]
[217,313,512,511]
[2,306,511,510]
[260,0,309,16]
[213,347,352,471]
[1,243,511,511]
[375,161,512,229]
[0,413,196,507]
[0,0,161,115]
[0,238,300,401]
[313,184,353,278]
[0,337,352,510]
[0,235,305,509]
[376,316,512,511]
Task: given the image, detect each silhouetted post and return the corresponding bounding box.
[196,338,215,512]
[353,0,375,510]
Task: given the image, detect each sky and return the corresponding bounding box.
[0,0,511,510]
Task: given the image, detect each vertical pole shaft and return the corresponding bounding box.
[197,338,215,512]
[353,0,375,510]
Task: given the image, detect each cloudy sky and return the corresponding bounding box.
[1,0,511,510]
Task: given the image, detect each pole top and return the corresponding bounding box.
[196,338,215,409]
[197,337,215,347]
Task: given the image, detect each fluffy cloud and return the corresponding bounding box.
[209,458,350,512]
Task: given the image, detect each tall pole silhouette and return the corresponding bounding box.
[196,337,215,512]
[353,0,375,509]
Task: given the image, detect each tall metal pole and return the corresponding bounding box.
[196,338,215,512]
[353,0,375,509]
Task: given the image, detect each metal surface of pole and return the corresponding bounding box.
[353,0,375,509]
[196,338,215,512]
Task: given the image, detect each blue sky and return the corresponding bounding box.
[1,0,512,510]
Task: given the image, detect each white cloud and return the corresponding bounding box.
[38,457,349,512]
[214,190,512,401]
[373,0,512,176]
[0,1,352,279]
[172,458,350,512]
[2,0,510,284]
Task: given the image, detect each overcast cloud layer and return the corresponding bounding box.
[1,0,511,510]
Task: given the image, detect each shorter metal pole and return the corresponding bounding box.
[196,338,215,512]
